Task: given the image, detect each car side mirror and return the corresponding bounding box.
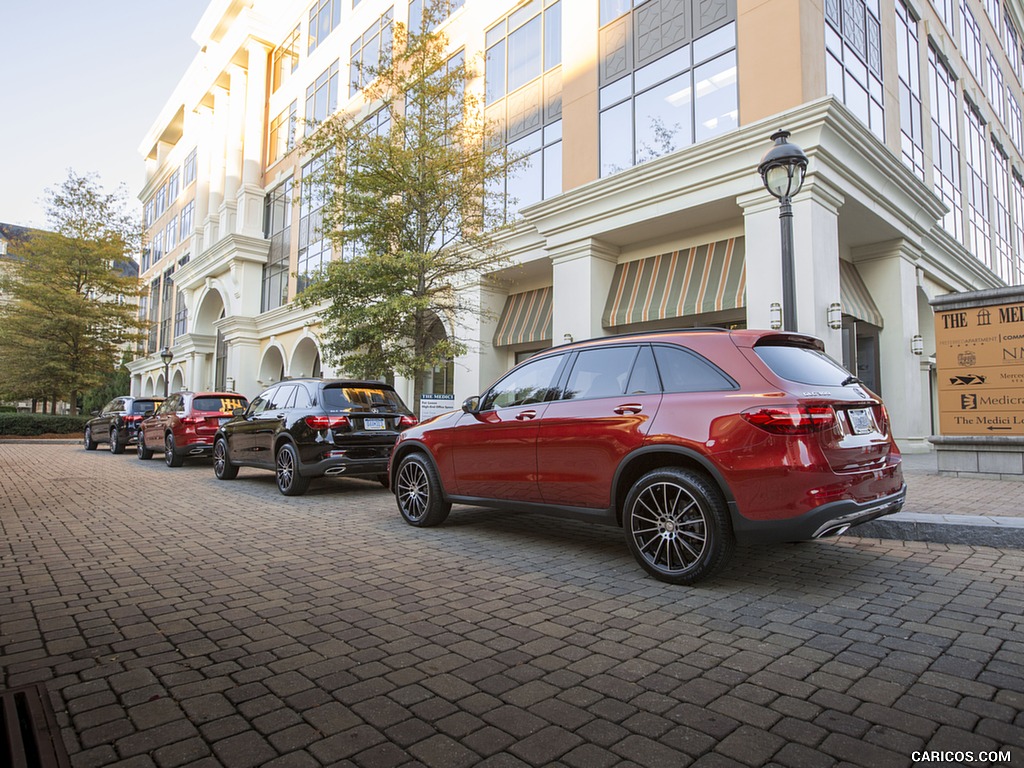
[232,407,245,417]
[462,396,480,414]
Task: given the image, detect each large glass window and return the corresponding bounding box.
[160,269,175,348]
[964,100,991,268]
[298,157,331,293]
[984,0,999,27]
[932,0,955,30]
[1009,92,1023,151]
[409,0,465,35]
[1012,171,1024,284]
[180,200,195,240]
[262,177,293,313]
[1005,15,1021,81]
[930,47,963,241]
[895,0,924,180]
[148,278,160,354]
[184,148,197,186]
[992,143,1013,282]
[308,0,341,55]
[987,48,1005,122]
[600,19,736,177]
[961,3,982,84]
[167,170,180,203]
[350,8,394,97]
[305,61,340,135]
[152,230,164,264]
[825,0,884,141]
[485,0,561,105]
[174,289,188,338]
[165,216,178,253]
[155,185,167,218]
[269,101,298,165]
[273,25,300,93]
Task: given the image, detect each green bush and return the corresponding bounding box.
[0,413,90,436]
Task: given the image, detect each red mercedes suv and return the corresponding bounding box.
[137,391,248,467]
[389,329,905,585]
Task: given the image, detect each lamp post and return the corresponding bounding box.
[758,130,808,332]
[160,346,174,397]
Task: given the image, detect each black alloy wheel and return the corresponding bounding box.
[165,433,184,467]
[276,443,310,496]
[109,425,124,454]
[395,453,450,527]
[213,438,237,479]
[84,427,97,451]
[623,467,734,585]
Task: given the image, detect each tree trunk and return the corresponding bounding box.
[69,390,79,416]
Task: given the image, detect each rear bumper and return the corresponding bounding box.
[732,484,907,544]
[298,456,390,479]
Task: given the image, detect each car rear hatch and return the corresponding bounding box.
[190,395,249,438]
[750,336,896,472]
[320,384,417,442]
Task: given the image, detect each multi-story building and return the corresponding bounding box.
[130,0,1024,452]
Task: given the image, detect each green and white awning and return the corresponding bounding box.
[494,286,553,347]
[603,238,746,327]
[839,260,884,328]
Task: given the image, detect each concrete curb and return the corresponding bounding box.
[851,512,1024,548]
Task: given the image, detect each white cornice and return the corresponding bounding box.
[174,233,270,291]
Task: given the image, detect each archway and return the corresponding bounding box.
[258,345,286,389]
[171,369,184,394]
[142,377,155,397]
[291,337,322,378]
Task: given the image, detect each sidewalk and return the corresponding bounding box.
[852,450,1024,547]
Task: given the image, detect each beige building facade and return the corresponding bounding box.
[130,0,1024,452]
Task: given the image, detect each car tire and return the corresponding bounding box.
[276,443,310,496]
[395,453,451,527]
[137,432,154,460]
[623,467,734,586]
[84,426,97,451]
[164,433,184,467]
[109,425,125,454]
[213,438,237,480]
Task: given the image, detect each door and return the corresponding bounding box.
[537,345,663,509]
[150,395,180,450]
[228,388,276,463]
[448,353,566,503]
[250,385,294,465]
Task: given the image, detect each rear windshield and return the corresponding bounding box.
[754,344,853,386]
[193,396,248,413]
[131,400,160,414]
[322,385,406,412]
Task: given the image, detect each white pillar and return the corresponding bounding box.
[855,240,930,451]
[220,65,246,238]
[237,41,271,238]
[549,238,619,343]
[454,280,507,400]
[204,86,228,250]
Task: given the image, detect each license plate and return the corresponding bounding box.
[848,408,873,435]
[364,418,386,430]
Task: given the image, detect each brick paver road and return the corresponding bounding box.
[1,443,1022,768]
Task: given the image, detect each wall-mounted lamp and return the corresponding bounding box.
[769,302,783,330]
[563,333,574,343]
[911,334,924,355]
[827,302,843,330]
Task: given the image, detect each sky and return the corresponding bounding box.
[0,1,212,229]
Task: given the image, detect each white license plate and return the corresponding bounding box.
[364,418,386,430]
[848,408,873,435]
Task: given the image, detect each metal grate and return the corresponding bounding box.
[1,683,71,768]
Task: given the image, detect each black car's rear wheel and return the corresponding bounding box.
[109,426,124,454]
[276,443,310,496]
[623,468,734,585]
[84,427,97,451]
[395,453,450,527]
[164,433,184,467]
[213,438,237,479]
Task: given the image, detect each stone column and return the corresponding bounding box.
[549,238,619,344]
[204,86,228,251]
[237,40,271,238]
[454,280,508,399]
[220,65,247,238]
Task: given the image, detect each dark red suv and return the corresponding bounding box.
[137,391,248,467]
[389,329,905,585]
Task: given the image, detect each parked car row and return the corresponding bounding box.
[86,329,906,585]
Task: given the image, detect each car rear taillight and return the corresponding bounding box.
[181,417,202,429]
[741,405,836,435]
[305,415,350,430]
[399,415,418,428]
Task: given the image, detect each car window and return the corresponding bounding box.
[193,396,248,413]
[268,386,294,410]
[562,346,637,400]
[322,385,405,411]
[103,399,119,414]
[291,385,312,409]
[165,395,182,412]
[626,345,661,394]
[654,345,735,392]
[481,354,563,410]
[754,343,852,386]
[132,400,159,414]
[248,391,274,416]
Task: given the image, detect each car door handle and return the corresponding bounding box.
[614,403,644,415]
[515,410,537,420]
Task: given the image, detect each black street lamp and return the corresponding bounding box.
[758,129,808,332]
[160,346,174,397]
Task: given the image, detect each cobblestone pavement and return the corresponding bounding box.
[1,443,1023,768]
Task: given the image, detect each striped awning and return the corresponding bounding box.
[602,238,746,327]
[839,260,884,328]
[494,286,553,347]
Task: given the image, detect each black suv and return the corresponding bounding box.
[84,396,165,454]
[213,379,417,495]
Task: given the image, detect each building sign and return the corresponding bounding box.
[419,393,456,421]
[934,300,1024,435]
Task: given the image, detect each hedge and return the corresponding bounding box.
[0,413,90,436]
